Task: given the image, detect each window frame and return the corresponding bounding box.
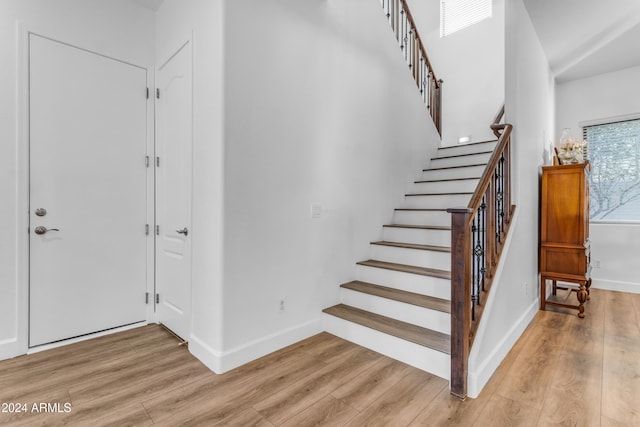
[581,114,640,224]
[440,0,493,38]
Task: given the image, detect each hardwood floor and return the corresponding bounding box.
[0,288,638,426]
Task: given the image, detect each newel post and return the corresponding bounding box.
[447,207,473,399]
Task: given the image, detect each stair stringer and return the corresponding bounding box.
[465,207,538,398]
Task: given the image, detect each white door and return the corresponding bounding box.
[29,34,149,347]
[155,41,193,340]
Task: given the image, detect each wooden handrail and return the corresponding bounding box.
[490,104,505,138]
[448,104,516,399]
[379,0,443,133]
[400,1,440,89]
[468,108,511,211]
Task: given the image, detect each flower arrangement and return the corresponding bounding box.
[555,129,587,164]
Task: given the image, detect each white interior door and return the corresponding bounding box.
[155,40,193,341]
[29,34,149,347]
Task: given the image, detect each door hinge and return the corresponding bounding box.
[156,293,160,304]
[145,156,150,168]
[156,156,160,167]
[145,224,150,236]
[146,87,149,99]
[146,292,149,304]
[156,225,160,236]
[156,88,160,99]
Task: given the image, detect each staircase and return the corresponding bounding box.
[323,140,497,380]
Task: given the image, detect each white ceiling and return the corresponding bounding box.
[131,0,164,12]
[127,0,639,83]
[523,0,640,82]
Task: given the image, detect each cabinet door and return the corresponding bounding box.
[540,246,588,278]
[541,166,587,245]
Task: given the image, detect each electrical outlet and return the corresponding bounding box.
[524,281,528,296]
[278,298,286,313]
[593,259,601,268]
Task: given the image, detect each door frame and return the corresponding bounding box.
[16,24,156,355]
[154,33,194,338]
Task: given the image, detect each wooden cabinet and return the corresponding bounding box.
[540,162,591,317]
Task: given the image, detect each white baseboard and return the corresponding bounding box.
[590,278,640,294]
[0,338,20,362]
[188,334,224,373]
[189,318,323,375]
[467,299,538,398]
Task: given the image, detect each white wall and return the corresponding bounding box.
[467,0,555,397]
[407,0,505,147]
[556,66,640,294]
[0,0,155,360]
[218,0,440,371]
[155,0,226,367]
[556,65,640,138]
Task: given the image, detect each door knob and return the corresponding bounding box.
[34,226,60,235]
[176,227,189,236]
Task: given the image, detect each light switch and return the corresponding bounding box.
[311,204,322,219]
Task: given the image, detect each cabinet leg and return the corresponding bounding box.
[586,278,592,300]
[552,280,557,296]
[577,282,588,318]
[540,277,546,310]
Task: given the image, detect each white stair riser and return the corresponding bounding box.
[411,179,480,194]
[403,193,471,209]
[383,226,451,246]
[393,210,450,226]
[437,141,497,157]
[420,165,486,181]
[323,314,450,380]
[370,244,450,270]
[356,265,451,300]
[340,288,450,334]
[430,152,492,168]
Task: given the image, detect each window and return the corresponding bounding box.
[583,119,640,221]
[440,0,492,37]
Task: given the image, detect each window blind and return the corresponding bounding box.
[440,0,492,37]
[583,119,640,221]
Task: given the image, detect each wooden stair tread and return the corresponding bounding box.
[424,163,486,171]
[432,150,493,160]
[370,241,450,252]
[357,260,451,279]
[341,280,451,313]
[414,177,480,183]
[395,208,448,212]
[323,304,450,354]
[405,192,473,196]
[437,140,497,149]
[383,224,450,230]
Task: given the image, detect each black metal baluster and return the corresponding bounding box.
[499,153,505,234]
[408,26,413,69]
[419,56,424,97]
[400,9,405,51]
[426,72,431,110]
[479,196,486,294]
[494,167,501,245]
[471,218,478,321]
[422,60,427,104]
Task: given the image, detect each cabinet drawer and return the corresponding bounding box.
[541,246,588,277]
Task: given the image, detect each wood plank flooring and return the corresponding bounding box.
[0,288,638,426]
